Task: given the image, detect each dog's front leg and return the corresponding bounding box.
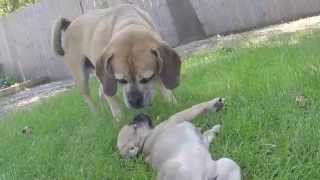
[99,85,122,121]
[106,95,122,121]
[159,82,177,104]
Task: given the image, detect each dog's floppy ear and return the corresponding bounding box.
[153,44,181,89]
[96,53,117,96]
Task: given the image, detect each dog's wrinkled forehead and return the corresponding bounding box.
[111,45,158,82]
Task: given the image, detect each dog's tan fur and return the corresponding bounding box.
[52,5,181,120]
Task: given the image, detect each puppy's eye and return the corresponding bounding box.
[118,79,128,84]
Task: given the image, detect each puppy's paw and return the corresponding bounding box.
[204,124,221,137]
[211,124,221,134]
[208,98,225,112]
[203,124,222,145]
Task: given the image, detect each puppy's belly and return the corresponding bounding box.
[151,122,211,171]
[156,138,212,179]
[170,144,210,169]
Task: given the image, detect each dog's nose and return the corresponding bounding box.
[128,88,143,109]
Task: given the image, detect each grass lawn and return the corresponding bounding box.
[1,30,320,180]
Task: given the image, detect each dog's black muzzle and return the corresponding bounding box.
[127,87,144,109]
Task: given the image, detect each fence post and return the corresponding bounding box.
[166,0,206,45]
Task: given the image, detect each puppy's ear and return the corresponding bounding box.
[130,113,153,129]
[96,53,117,96]
[152,44,181,89]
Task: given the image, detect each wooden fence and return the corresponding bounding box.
[0,0,319,81]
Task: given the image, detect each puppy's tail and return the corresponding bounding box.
[52,17,71,56]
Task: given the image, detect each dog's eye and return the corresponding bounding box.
[140,74,155,84]
[118,79,128,84]
[140,78,150,84]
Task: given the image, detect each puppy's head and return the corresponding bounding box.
[96,30,181,109]
[117,113,153,159]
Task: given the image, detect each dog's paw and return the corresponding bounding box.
[167,94,177,105]
[113,110,123,122]
[208,98,225,112]
[163,92,177,105]
[161,87,177,105]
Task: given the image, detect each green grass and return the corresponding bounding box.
[1,30,320,180]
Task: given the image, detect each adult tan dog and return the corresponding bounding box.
[52,4,181,120]
[117,98,241,180]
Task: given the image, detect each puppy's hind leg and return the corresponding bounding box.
[208,158,241,180]
[215,158,241,180]
[203,124,221,147]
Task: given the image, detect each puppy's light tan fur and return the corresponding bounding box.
[117,98,241,180]
[52,5,181,120]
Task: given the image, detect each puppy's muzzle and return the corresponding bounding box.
[128,88,144,109]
